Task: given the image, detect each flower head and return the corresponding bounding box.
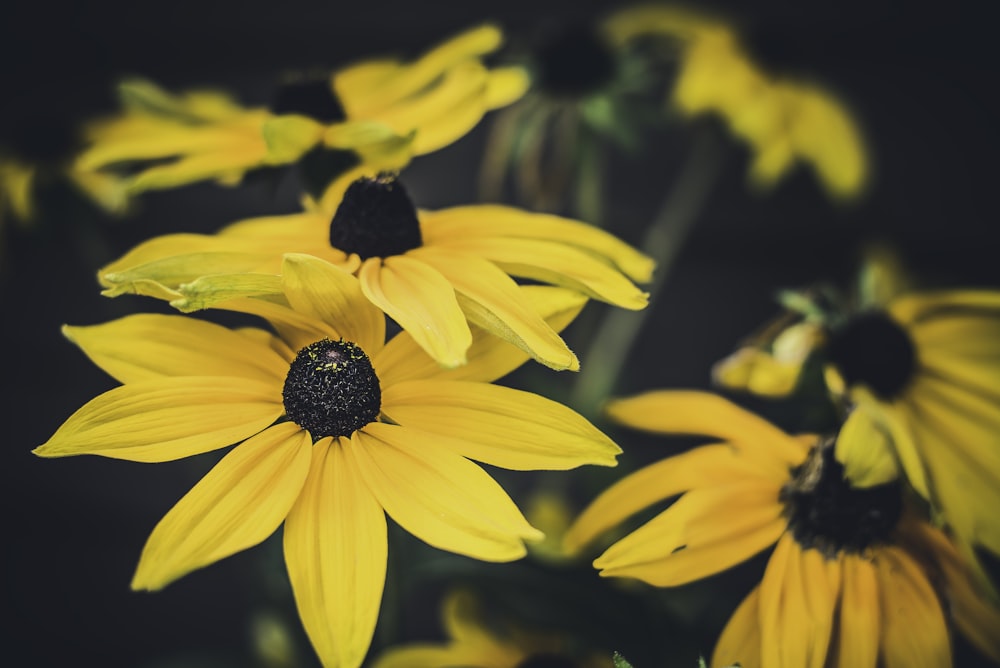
[74,24,529,201]
[35,256,621,668]
[97,170,653,371]
[370,589,613,668]
[564,390,1000,667]
[604,3,869,200]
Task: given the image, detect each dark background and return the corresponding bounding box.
[3,0,1000,666]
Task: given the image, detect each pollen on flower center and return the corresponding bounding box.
[533,23,618,98]
[826,311,917,400]
[515,653,580,668]
[780,437,902,557]
[282,338,381,439]
[328,173,423,259]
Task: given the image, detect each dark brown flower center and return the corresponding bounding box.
[826,311,917,400]
[780,437,902,557]
[515,653,580,668]
[329,173,423,259]
[282,338,381,439]
[533,23,618,98]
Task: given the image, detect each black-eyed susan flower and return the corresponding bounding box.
[370,589,613,668]
[477,14,663,222]
[74,24,529,200]
[714,281,1000,594]
[96,170,653,371]
[563,390,1000,668]
[603,3,869,200]
[34,256,621,668]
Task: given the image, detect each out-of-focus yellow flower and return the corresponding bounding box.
[75,24,529,201]
[370,589,614,668]
[0,155,36,224]
[96,169,653,372]
[713,319,826,397]
[35,262,621,668]
[565,391,1000,668]
[605,3,869,200]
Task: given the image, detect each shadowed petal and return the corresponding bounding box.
[131,422,312,590]
[876,546,951,668]
[834,555,879,668]
[352,423,542,561]
[284,438,388,668]
[34,377,282,462]
[712,587,762,668]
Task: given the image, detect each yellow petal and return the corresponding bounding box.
[602,4,722,46]
[888,289,1000,324]
[284,438,387,668]
[563,445,784,555]
[375,285,586,386]
[34,377,282,462]
[352,423,542,561]
[380,379,619,471]
[211,297,335,353]
[171,272,284,313]
[604,390,807,464]
[421,205,655,283]
[0,158,36,220]
[593,483,784,586]
[434,236,648,310]
[358,256,471,368]
[834,555,879,668]
[875,546,951,668]
[711,347,804,397]
[261,114,324,163]
[411,247,578,371]
[712,587,762,668]
[485,66,531,109]
[62,314,287,385]
[759,536,839,668]
[127,145,265,194]
[834,409,900,487]
[789,85,868,200]
[281,253,385,355]
[848,389,930,500]
[131,422,312,590]
[365,61,487,136]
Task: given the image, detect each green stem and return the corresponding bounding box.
[569,127,727,418]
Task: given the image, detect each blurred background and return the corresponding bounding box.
[3,0,999,666]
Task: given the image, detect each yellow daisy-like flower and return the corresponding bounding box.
[34,255,621,668]
[370,589,613,668]
[74,24,529,198]
[603,3,869,200]
[564,391,1000,668]
[715,285,1000,593]
[97,170,653,371]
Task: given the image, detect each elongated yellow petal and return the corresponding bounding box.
[759,536,839,668]
[835,555,879,668]
[331,59,401,106]
[404,82,488,156]
[876,546,951,668]
[284,438,387,668]
[380,380,619,471]
[127,144,265,193]
[352,423,542,561]
[411,247,578,371]
[102,248,280,299]
[281,254,385,355]
[888,290,1000,324]
[849,389,930,501]
[34,377,282,462]
[171,273,284,312]
[910,311,1000,356]
[375,285,586,386]
[435,236,648,310]
[62,314,287,385]
[366,61,487,134]
[212,297,335,353]
[593,483,784,586]
[484,66,531,109]
[99,233,234,289]
[131,422,311,590]
[421,205,655,283]
[358,256,471,368]
[261,114,324,163]
[712,587,762,668]
[221,211,342,257]
[605,390,808,464]
[563,445,784,555]
[834,409,900,487]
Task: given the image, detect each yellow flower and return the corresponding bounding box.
[74,24,529,199]
[97,170,653,371]
[0,154,36,224]
[370,589,613,668]
[34,256,621,668]
[604,3,869,200]
[564,390,1000,668]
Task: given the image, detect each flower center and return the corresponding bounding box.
[826,311,917,400]
[533,23,618,98]
[780,437,902,557]
[328,173,423,259]
[282,338,381,439]
[515,653,580,668]
[270,73,360,198]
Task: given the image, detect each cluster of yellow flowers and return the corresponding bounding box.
[26,4,1000,668]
